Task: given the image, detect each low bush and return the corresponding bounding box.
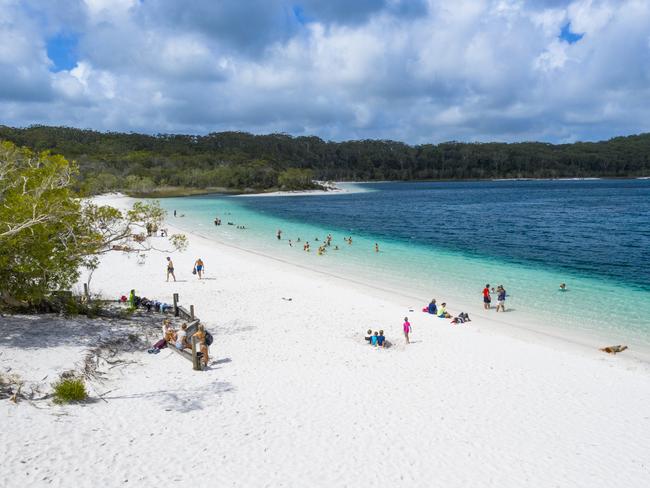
[52,376,87,404]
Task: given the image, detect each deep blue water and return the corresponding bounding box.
[238,180,650,290]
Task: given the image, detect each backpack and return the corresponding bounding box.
[205,331,213,346]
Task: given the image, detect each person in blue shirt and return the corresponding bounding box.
[428,299,437,315]
[371,331,379,346]
[377,330,386,347]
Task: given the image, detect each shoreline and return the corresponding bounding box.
[171,222,650,364]
[97,193,650,363]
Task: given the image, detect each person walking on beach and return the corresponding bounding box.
[482,284,491,310]
[403,316,411,344]
[496,285,506,312]
[194,258,204,279]
[166,257,176,282]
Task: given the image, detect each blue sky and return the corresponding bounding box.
[0,0,649,144]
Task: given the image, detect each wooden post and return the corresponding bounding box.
[173,293,179,317]
[190,305,195,320]
[191,336,201,371]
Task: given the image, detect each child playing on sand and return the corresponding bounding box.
[365,329,373,343]
[438,303,451,318]
[377,330,386,347]
[371,331,379,346]
[403,317,411,344]
[428,299,437,315]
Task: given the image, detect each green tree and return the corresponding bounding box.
[0,141,187,305]
[278,168,315,190]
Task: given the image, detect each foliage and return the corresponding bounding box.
[52,376,87,404]
[0,126,648,195]
[0,141,187,305]
[278,168,315,190]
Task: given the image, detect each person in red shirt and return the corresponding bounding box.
[482,284,491,310]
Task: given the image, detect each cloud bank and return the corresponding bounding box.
[0,0,649,143]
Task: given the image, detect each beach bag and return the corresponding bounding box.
[192,268,197,275]
[205,331,214,346]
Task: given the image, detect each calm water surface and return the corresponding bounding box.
[161,180,650,349]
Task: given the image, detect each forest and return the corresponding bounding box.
[1,125,648,195]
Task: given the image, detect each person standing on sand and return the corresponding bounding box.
[482,284,491,310]
[174,210,176,217]
[403,317,411,344]
[277,229,282,240]
[166,257,176,282]
[194,258,204,279]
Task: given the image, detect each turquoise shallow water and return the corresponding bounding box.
[159,180,650,351]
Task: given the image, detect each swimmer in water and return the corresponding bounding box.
[375,243,379,252]
[559,283,567,291]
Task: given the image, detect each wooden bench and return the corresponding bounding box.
[166,319,204,370]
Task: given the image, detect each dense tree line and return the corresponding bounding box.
[1,125,648,194]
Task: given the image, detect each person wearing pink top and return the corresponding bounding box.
[403,316,411,344]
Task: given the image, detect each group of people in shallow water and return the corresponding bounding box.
[482,284,507,312]
[277,230,382,255]
[148,319,211,368]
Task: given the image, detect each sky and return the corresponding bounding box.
[0,0,649,144]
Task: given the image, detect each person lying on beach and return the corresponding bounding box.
[377,330,386,347]
[450,312,471,325]
[427,299,437,315]
[371,331,379,346]
[437,303,451,318]
[365,329,373,343]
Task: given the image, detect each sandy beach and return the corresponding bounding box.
[2,194,650,487]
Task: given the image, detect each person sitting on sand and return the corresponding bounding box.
[377,330,386,347]
[148,319,174,353]
[437,303,451,319]
[365,329,373,343]
[428,299,437,315]
[193,324,210,367]
[371,331,379,346]
[175,323,190,350]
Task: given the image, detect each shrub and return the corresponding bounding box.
[52,377,87,404]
